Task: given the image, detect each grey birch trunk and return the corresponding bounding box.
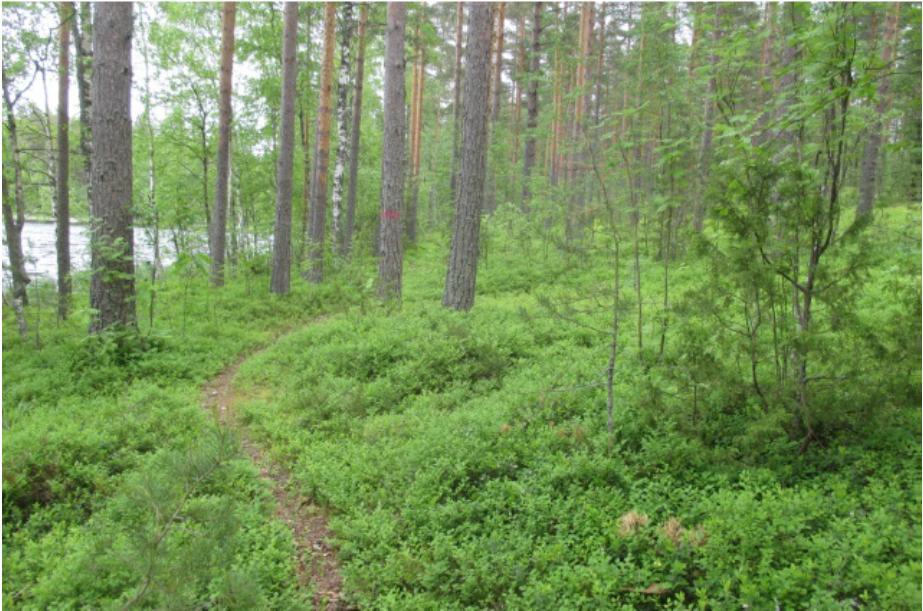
[331,3,355,256]
[443,2,491,311]
[344,3,368,257]
[89,2,135,333]
[378,2,407,301]
[210,2,236,287]
[520,2,541,209]
[270,2,299,294]
[857,3,900,220]
[57,2,72,320]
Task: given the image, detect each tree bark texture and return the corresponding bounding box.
[332,2,355,255]
[89,2,135,333]
[271,2,299,294]
[378,2,407,300]
[443,2,491,311]
[450,2,463,203]
[344,3,368,257]
[406,24,424,244]
[57,2,72,319]
[72,2,93,202]
[307,2,336,283]
[1,77,31,311]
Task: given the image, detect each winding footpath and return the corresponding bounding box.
[201,327,349,610]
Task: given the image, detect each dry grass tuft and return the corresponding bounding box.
[618,511,650,537]
[660,517,684,545]
[657,517,709,548]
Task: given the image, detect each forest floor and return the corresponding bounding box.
[201,322,348,610]
[3,207,920,608]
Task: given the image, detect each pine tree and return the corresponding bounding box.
[307,2,336,283]
[378,2,407,300]
[443,2,492,311]
[520,2,541,209]
[270,2,299,294]
[89,2,135,333]
[56,1,72,319]
[343,3,368,257]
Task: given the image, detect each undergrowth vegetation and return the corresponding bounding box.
[3,208,920,609]
[234,207,921,609]
[3,266,361,608]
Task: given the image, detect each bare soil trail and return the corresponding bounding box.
[202,324,349,610]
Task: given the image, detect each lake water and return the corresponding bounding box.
[2,221,178,287]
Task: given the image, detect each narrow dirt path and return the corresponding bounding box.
[202,327,349,610]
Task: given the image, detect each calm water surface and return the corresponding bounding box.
[2,221,177,286]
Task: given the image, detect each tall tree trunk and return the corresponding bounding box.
[857,3,900,220]
[89,2,135,333]
[484,2,505,214]
[270,2,299,294]
[450,2,463,203]
[298,106,312,263]
[566,2,593,241]
[331,3,355,255]
[378,2,407,300]
[72,2,92,203]
[443,2,491,311]
[593,3,607,128]
[490,2,505,122]
[511,13,524,166]
[520,1,541,210]
[549,47,562,185]
[57,2,72,320]
[1,76,31,320]
[344,3,368,257]
[297,6,314,266]
[210,2,236,287]
[406,23,424,244]
[307,2,336,283]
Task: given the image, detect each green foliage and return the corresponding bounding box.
[2,1,920,608]
[230,220,921,609]
[2,268,346,608]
